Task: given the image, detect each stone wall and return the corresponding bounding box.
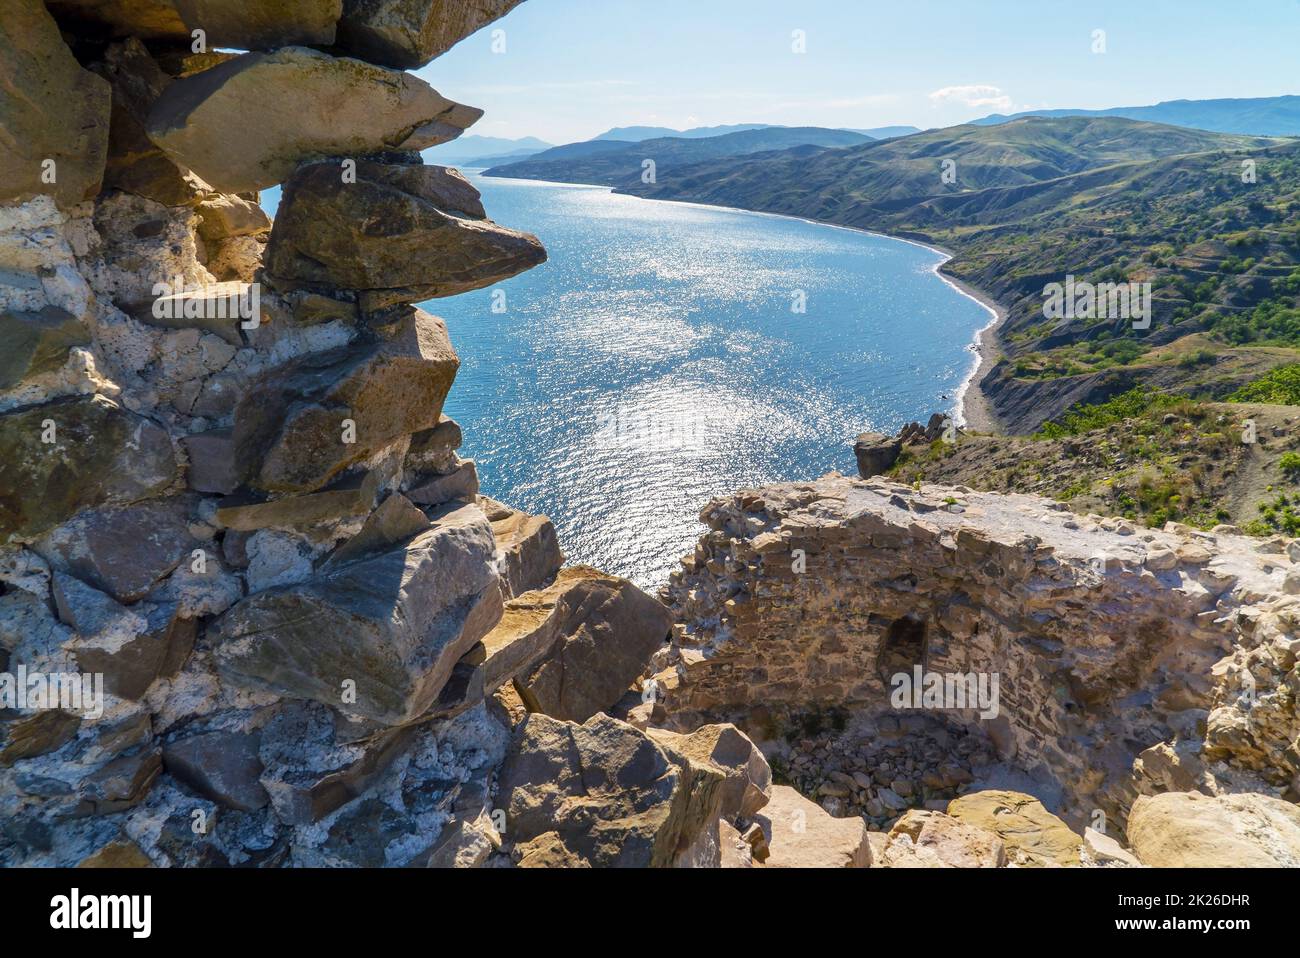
[659,474,1300,833]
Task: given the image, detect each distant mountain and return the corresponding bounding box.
[459,148,548,168]
[485,126,874,185]
[624,116,1271,210]
[846,125,923,139]
[592,123,775,141]
[972,95,1300,137]
[422,135,553,165]
[612,115,1292,432]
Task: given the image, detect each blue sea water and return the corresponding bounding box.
[262,174,992,588]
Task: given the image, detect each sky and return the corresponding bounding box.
[415,0,1300,144]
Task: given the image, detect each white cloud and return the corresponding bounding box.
[927,84,1014,112]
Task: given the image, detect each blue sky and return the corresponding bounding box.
[415,0,1300,143]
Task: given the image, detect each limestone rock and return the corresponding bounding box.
[1126,791,1300,867]
[946,790,1082,867]
[1083,826,1141,867]
[146,48,482,193]
[0,0,111,208]
[264,160,545,306]
[0,396,177,542]
[336,0,527,69]
[232,308,457,494]
[853,431,902,478]
[322,491,430,567]
[196,194,271,242]
[0,308,90,391]
[878,810,1007,868]
[498,713,700,868]
[213,503,500,725]
[756,785,871,868]
[405,416,462,477]
[489,505,563,597]
[646,724,772,820]
[512,567,672,722]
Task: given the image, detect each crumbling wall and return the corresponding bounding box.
[660,474,1300,831]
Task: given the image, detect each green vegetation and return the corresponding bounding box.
[1245,493,1300,536]
[1037,387,1178,439]
[1229,363,1300,404]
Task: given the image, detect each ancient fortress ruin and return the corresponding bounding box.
[1,1,1297,869]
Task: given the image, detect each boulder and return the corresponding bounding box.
[756,785,871,868]
[196,194,271,242]
[878,810,1007,868]
[405,416,462,476]
[1126,791,1300,867]
[146,47,482,193]
[34,496,198,603]
[0,308,90,390]
[232,308,457,494]
[264,160,545,306]
[407,459,480,507]
[512,566,672,722]
[181,428,239,495]
[646,724,772,820]
[853,431,902,478]
[0,0,111,208]
[498,713,703,868]
[489,505,562,597]
[91,38,207,206]
[162,730,269,811]
[946,790,1082,867]
[213,502,500,725]
[0,396,177,542]
[322,492,430,567]
[47,0,342,48]
[336,0,527,69]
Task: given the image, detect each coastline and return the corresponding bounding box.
[474,171,1010,435]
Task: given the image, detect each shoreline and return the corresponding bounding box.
[474,171,1010,435]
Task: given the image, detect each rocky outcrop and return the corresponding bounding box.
[1126,791,1300,867]
[264,160,545,309]
[336,0,527,69]
[146,48,481,192]
[0,1,111,208]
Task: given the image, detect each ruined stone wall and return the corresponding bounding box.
[660,475,1300,831]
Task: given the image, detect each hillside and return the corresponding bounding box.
[602,117,1299,433]
[484,126,874,185]
[973,94,1300,137]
